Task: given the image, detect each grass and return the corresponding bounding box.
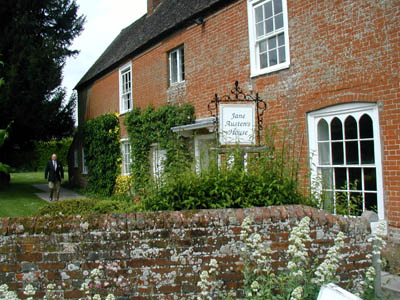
[0,172,67,218]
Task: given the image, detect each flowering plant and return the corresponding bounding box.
[197,216,380,300]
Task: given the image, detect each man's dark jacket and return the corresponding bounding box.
[45,160,64,182]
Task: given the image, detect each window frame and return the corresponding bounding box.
[247,0,290,77]
[121,139,132,176]
[194,134,215,173]
[73,149,79,168]
[307,102,384,219]
[151,144,167,180]
[119,62,132,115]
[82,148,88,175]
[168,46,185,86]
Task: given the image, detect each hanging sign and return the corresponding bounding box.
[219,104,255,145]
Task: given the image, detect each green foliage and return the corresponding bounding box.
[35,198,127,216]
[36,198,142,216]
[34,138,72,170]
[0,0,84,151]
[82,113,121,196]
[142,125,310,211]
[113,175,133,196]
[124,104,195,192]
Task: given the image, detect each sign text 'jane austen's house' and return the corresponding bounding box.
[69,0,400,239]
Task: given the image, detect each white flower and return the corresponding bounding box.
[23,284,36,296]
[93,294,101,300]
[250,281,260,292]
[105,294,115,300]
[46,283,56,290]
[290,286,303,300]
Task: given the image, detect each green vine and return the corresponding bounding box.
[124,104,195,192]
[83,113,121,196]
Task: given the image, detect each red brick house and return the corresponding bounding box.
[69,0,400,239]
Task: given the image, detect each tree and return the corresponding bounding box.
[0,0,85,154]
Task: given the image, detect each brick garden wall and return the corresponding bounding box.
[0,206,371,299]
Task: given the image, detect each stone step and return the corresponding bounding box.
[382,272,400,300]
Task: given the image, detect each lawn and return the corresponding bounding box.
[0,172,51,217]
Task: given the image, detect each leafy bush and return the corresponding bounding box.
[83,113,120,196]
[113,175,133,196]
[36,198,133,216]
[142,125,311,212]
[142,151,309,211]
[33,138,72,170]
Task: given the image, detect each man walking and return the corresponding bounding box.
[45,153,64,201]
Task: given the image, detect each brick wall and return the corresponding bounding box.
[0,206,372,299]
[74,0,400,232]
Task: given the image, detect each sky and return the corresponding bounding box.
[62,0,147,99]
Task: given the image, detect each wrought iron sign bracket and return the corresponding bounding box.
[208,81,267,146]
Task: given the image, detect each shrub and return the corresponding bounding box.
[34,138,72,170]
[82,113,120,196]
[113,175,133,196]
[142,142,310,212]
[36,198,132,216]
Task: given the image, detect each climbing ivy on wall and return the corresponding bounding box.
[83,113,121,196]
[124,104,195,192]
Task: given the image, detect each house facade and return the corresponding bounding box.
[69,0,400,239]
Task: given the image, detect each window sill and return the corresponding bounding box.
[119,109,132,116]
[168,80,186,89]
[250,63,290,78]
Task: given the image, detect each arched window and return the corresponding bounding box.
[307,103,383,218]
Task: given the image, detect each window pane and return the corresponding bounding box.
[268,36,277,49]
[269,49,277,66]
[349,168,362,190]
[318,142,330,165]
[171,51,178,83]
[331,142,344,164]
[349,192,363,216]
[255,6,264,22]
[322,190,334,213]
[275,14,284,29]
[264,1,273,19]
[256,22,264,37]
[260,53,268,69]
[359,114,373,139]
[274,0,283,14]
[278,46,286,63]
[335,191,348,213]
[266,18,274,33]
[317,119,329,141]
[334,167,347,190]
[364,168,377,191]
[365,193,377,212]
[345,116,358,139]
[330,117,343,140]
[361,140,375,164]
[345,141,359,164]
[259,40,267,53]
[180,48,185,81]
[278,32,285,46]
[320,167,333,189]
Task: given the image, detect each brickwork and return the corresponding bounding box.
[0,206,371,299]
[73,0,400,230]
